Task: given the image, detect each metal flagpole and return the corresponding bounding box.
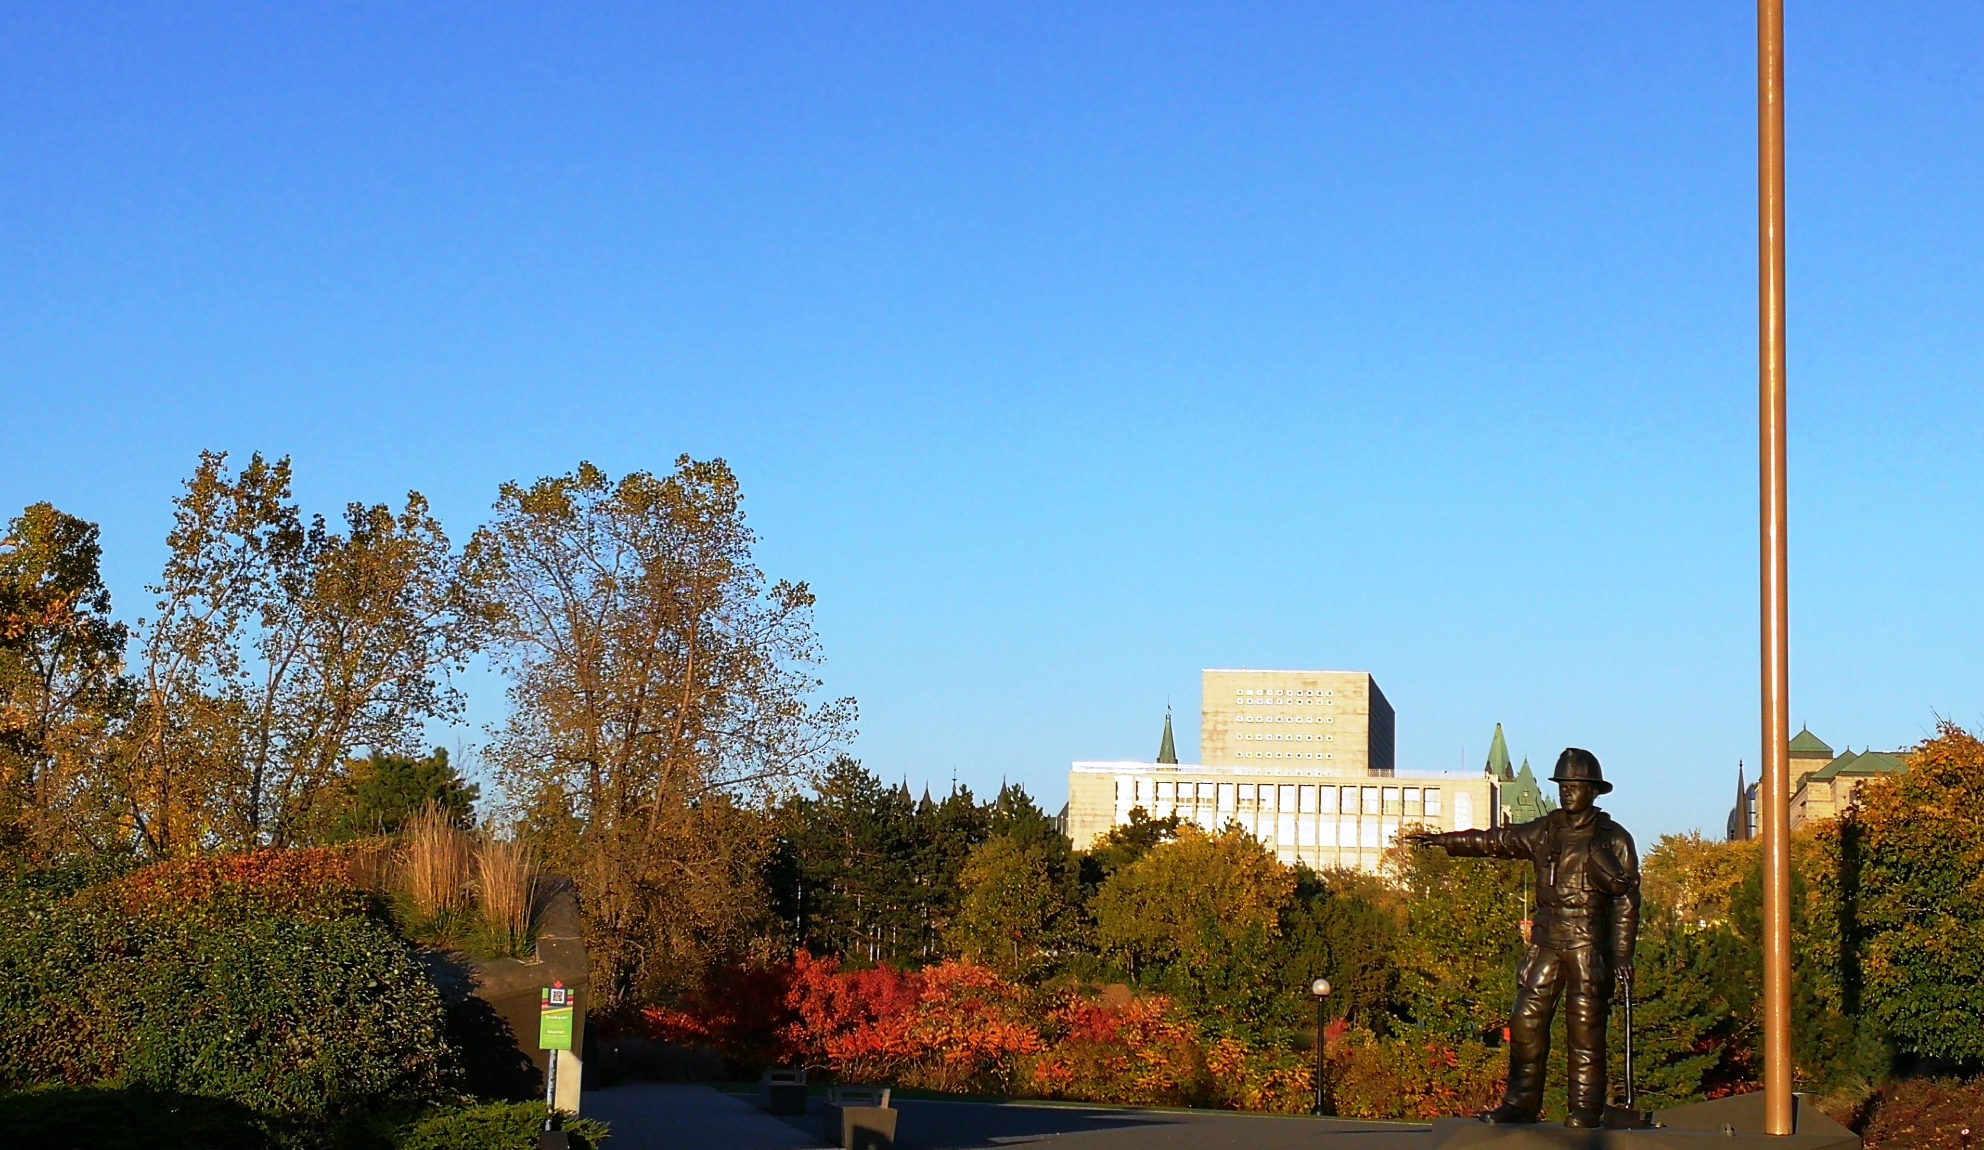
[1756,0,1794,1136]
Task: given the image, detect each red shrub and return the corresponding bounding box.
[778,954,1041,1093]
[639,961,801,1073]
[1026,992,1210,1107]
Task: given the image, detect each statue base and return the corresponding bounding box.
[1429,1093,1858,1150]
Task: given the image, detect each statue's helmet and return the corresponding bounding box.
[1550,747,1612,794]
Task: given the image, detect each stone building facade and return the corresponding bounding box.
[1726,726,1910,837]
[1065,670,1495,873]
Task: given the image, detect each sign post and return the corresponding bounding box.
[538,982,576,1150]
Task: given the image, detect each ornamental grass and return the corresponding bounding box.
[401,802,474,919]
[474,833,536,956]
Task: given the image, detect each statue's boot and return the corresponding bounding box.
[1564,1109,1605,1129]
[1480,1103,1540,1125]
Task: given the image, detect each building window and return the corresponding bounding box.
[1424,787,1441,816]
[1158,781,1175,802]
[1278,784,1296,811]
[1339,788,1356,815]
[1383,787,1401,815]
[1218,783,1234,811]
[1362,787,1381,816]
[1299,785,1317,813]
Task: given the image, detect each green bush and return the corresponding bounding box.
[396,1101,608,1150]
[0,870,458,1119]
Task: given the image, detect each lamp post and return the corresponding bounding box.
[1309,978,1332,1116]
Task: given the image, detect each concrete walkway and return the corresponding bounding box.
[581,1083,1430,1150]
[583,1083,831,1150]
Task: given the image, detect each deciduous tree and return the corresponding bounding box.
[475,458,854,1006]
[0,504,131,859]
[1093,826,1294,1035]
[947,832,1078,979]
[1854,721,1984,1065]
[123,452,483,854]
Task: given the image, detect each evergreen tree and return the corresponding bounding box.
[313,748,479,840]
[1081,806,1181,887]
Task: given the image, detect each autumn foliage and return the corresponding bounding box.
[637,952,1513,1116]
[99,846,368,921]
[1027,992,1209,1106]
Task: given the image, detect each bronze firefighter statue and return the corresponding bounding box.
[1403,747,1640,1128]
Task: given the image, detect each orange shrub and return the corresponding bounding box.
[1206,1035,1316,1113]
[1327,1026,1504,1119]
[1026,992,1210,1107]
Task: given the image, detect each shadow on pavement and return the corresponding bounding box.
[777,1096,1429,1150]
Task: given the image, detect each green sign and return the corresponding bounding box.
[539,984,575,1051]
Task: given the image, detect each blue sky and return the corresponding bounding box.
[3,3,1979,839]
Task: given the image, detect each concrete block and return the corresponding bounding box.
[757,1067,808,1116]
[822,1086,896,1150]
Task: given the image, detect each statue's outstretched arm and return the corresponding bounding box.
[1404,822,1534,860]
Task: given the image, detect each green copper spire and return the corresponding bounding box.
[1157,707,1178,764]
[1486,723,1514,781]
[1500,756,1555,824]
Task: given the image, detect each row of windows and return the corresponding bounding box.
[1117,779,1443,817]
[1236,688,1335,697]
[1235,716,1334,728]
[1233,693,1335,707]
[1240,750,1332,760]
[1206,813,1401,851]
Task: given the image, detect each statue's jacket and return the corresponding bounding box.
[1433,807,1641,968]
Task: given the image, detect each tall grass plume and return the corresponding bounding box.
[475,833,537,955]
[402,802,473,919]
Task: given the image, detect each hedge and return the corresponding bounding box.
[0,858,458,1119]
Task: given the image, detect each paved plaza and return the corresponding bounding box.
[582,1083,1431,1150]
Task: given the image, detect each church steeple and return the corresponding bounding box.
[1485,723,1514,781]
[1729,760,1751,842]
[1156,707,1178,765]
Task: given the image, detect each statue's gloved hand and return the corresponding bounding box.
[1399,832,1440,850]
[1615,960,1635,990]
